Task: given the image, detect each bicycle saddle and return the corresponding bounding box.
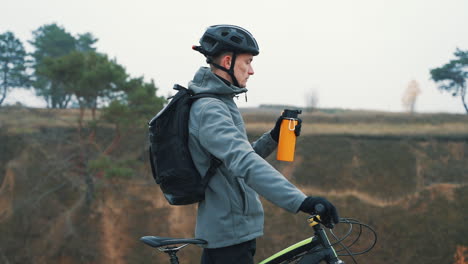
[140,236,208,248]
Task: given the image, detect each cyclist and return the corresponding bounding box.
[189,24,339,264]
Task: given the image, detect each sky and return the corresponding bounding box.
[2,0,468,113]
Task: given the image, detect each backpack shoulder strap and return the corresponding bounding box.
[201,156,222,187]
[172,84,223,185]
[195,93,222,184]
[191,93,220,100]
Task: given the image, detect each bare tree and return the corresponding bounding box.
[305,88,319,112]
[402,80,422,113]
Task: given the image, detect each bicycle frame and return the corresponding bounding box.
[141,215,345,264]
[258,216,343,264]
[258,237,314,264]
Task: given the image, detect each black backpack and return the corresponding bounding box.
[148,84,222,205]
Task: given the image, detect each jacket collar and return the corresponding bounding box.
[188,67,248,96]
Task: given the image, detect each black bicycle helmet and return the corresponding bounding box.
[193,25,259,87]
[194,24,259,57]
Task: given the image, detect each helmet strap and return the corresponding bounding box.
[228,53,240,87]
[207,53,240,87]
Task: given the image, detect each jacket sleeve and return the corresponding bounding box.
[251,132,277,159]
[196,100,306,213]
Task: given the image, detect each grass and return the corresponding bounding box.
[0,106,99,133]
[243,110,468,137]
[2,105,468,136]
[246,121,468,136]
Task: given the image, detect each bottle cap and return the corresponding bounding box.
[282,109,302,118]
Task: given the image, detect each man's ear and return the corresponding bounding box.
[220,54,232,69]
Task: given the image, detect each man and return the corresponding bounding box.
[188,25,339,264]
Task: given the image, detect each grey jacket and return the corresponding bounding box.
[188,67,306,248]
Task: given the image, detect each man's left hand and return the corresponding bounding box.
[270,115,302,142]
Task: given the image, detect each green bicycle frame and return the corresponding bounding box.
[258,237,314,264]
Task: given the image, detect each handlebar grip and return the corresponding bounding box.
[314,203,325,215]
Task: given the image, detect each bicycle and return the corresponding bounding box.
[140,205,377,264]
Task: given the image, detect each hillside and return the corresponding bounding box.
[1,106,467,264]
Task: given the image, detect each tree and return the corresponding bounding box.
[30,23,77,108]
[76,33,97,52]
[402,80,422,113]
[100,77,165,154]
[30,24,77,61]
[430,48,468,113]
[38,51,128,205]
[305,88,319,112]
[77,52,127,119]
[78,77,165,203]
[123,77,165,119]
[37,51,127,127]
[0,31,28,105]
[29,23,97,108]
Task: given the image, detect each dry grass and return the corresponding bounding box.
[0,107,98,133]
[243,109,468,136]
[2,106,468,136]
[246,121,468,136]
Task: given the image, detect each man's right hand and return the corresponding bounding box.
[299,196,340,228]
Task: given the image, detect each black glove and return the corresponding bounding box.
[299,196,339,228]
[270,116,302,142]
[270,116,282,142]
[294,118,302,137]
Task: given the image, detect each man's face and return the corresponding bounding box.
[233,53,254,88]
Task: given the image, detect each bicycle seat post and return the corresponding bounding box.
[167,249,179,264]
[158,246,184,264]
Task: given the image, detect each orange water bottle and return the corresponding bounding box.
[277,109,302,162]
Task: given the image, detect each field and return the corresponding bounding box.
[0,106,467,263]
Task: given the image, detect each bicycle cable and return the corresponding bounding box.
[327,218,378,264]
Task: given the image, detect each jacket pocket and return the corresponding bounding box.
[236,177,249,215]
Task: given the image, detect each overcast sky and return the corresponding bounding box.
[3,0,468,113]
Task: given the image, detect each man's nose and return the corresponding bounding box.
[248,65,254,75]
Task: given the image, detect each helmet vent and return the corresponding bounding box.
[230,36,242,44]
[203,36,216,48]
[221,31,229,37]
